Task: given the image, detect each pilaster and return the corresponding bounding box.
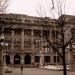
[31,29,34,53]
[21,54,24,64]
[31,30,35,65]
[11,29,14,50]
[21,29,24,51]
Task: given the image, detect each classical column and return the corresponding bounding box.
[31,54,34,65]
[40,46,44,67]
[11,29,14,50]
[21,55,24,65]
[39,30,44,67]
[40,30,44,67]
[21,29,24,51]
[49,30,54,64]
[31,30,35,65]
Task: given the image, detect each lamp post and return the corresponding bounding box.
[0,30,4,75]
[0,18,9,75]
[0,27,8,75]
[1,42,8,66]
[1,38,9,75]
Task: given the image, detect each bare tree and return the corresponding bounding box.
[0,0,8,13]
[46,15,73,75]
[45,0,74,75]
[36,0,74,75]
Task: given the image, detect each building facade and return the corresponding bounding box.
[0,14,75,68]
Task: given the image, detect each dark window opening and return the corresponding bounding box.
[43,30,49,37]
[35,56,40,63]
[54,56,60,63]
[6,55,10,64]
[44,56,50,63]
[24,54,31,64]
[14,54,20,64]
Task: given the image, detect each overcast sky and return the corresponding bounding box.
[7,0,75,17]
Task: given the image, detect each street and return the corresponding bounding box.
[5,67,75,75]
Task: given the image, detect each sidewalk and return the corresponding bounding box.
[40,65,70,71]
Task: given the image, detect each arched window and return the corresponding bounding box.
[14,54,20,64]
[6,55,10,64]
[24,54,31,64]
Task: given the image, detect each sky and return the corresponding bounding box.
[7,0,75,17]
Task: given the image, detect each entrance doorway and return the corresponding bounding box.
[6,55,10,64]
[24,54,31,64]
[14,54,20,64]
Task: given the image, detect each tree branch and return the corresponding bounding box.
[46,36,63,58]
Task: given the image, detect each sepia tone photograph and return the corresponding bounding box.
[0,0,75,75]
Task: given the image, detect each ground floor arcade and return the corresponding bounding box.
[3,51,63,67]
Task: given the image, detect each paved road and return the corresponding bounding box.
[5,68,75,75]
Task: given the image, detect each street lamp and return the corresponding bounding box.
[0,27,5,75]
[0,36,4,75]
[1,42,8,66]
[1,39,9,75]
[0,28,9,74]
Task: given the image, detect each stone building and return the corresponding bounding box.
[0,13,75,68]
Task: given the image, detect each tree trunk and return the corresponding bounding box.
[62,48,67,75]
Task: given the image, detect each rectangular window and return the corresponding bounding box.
[54,56,56,63]
[54,56,60,63]
[57,56,60,63]
[71,29,75,44]
[14,45,21,50]
[14,38,21,44]
[44,47,50,53]
[43,39,48,45]
[35,56,40,63]
[24,29,31,36]
[24,46,31,52]
[4,28,11,35]
[35,47,40,53]
[14,29,21,35]
[43,30,49,37]
[34,30,41,37]
[34,39,41,45]
[44,56,50,63]
[24,40,31,46]
[52,30,58,38]
[73,55,75,60]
